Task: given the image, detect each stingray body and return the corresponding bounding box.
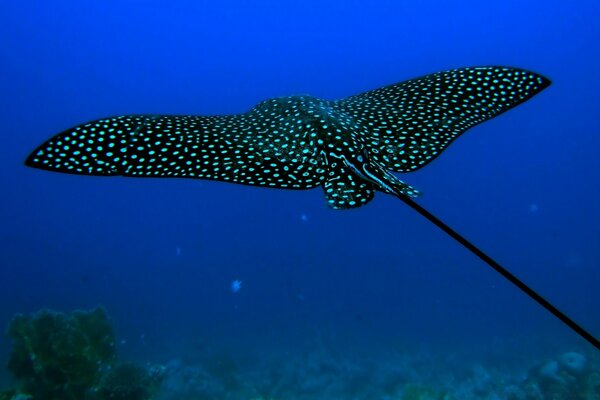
[26,66,549,208]
[27,67,600,349]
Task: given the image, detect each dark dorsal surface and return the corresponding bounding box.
[26,96,332,189]
[25,66,550,208]
[334,66,549,172]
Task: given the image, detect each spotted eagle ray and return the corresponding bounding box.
[25,66,599,349]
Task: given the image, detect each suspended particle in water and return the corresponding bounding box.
[231,279,242,293]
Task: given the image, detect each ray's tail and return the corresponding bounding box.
[398,195,600,351]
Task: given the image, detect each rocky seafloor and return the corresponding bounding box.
[0,307,596,399]
[152,343,599,400]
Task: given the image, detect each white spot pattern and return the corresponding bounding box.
[26,66,550,209]
[337,66,550,172]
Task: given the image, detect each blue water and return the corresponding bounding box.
[1,1,599,398]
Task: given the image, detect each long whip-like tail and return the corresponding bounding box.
[398,195,600,351]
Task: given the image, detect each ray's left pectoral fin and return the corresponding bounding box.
[322,163,375,209]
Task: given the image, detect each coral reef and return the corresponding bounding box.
[401,384,452,400]
[148,346,600,400]
[6,307,116,400]
[0,391,16,400]
[91,363,164,400]
[2,310,599,400]
[2,307,162,400]
[155,359,228,400]
[522,351,596,400]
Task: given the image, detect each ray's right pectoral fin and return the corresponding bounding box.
[322,164,375,209]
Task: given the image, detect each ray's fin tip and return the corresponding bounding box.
[519,66,552,88]
[536,72,552,88]
[24,149,40,168]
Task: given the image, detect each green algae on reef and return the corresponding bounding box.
[3,307,162,400]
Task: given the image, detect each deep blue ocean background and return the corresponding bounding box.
[1,1,599,398]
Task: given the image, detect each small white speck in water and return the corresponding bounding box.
[231,279,242,293]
